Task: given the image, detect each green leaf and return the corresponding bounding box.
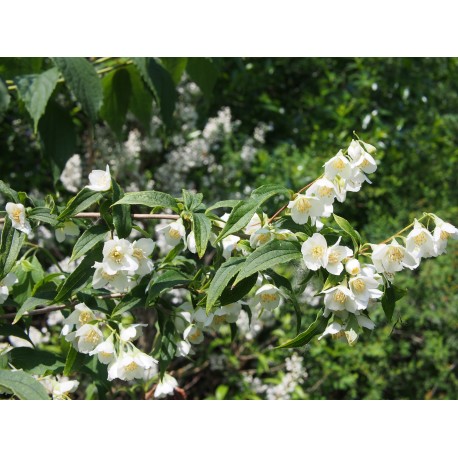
[205,200,240,214]
[63,346,78,376]
[333,214,361,252]
[38,100,77,182]
[0,58,43,79]
[100,68,132,138]
[15,67,60,132]
[0,78,11,118]
[0,217,26,278]
[134,57,176,127]
[215,384,229,400]
[9,348,65,376]
[53,57,103,122]
[113,190,177,211]
[127,66,152,129]
[111,280,149,317]
[58,188,103,220]
[215,185,289,243]
[111,180,132,239]
[70,225,109,261]
[160,58,188,85]
[182,189,203,212]
[382,284,407,322]
[192,213,212,258]
[0,180,19,203]
[234,240,301,285]
[146,270,191,305]
[28,207,59,226]
[0,324,34,346]
[13,291,55,324]
[220,273,257,306]
[53,243,103,303]
[186,58,218,98]
[206,257,245,312]
[0,369,49,400]
[277,310,330,349]
[265,269,293,291]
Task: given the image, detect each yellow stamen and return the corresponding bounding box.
[318,187,333,198]
[84,329,100,344]
[12,209,22,223]
[125,361,139,373]
[78,311,92,325]
[260,293,278,303]
[296,197,312,213]
[352,279,365,293]
[169,228,181,239]
[413,232,427,246]
[440,230,450,241]
[333,158,345,170]
[388,247,404,262]
[333,290,346,304]
[110,248,123,263]
[133,248,144,260]
[311,246,324,259]
[328,251,339,264]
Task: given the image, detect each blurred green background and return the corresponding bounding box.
[1,57,457,399]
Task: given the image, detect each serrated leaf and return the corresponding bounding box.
[58,188,103,220]
[70,224,109,261]
[112,180,132,239]
[0,217,26,278]
[63,346,78,376]
[113,190,177,211]
[0,78,11,118]
[28,207,59,226]
[220,273,257,306]
[110,280,149,317]
[186,58,218,98]
[0,369,49,400]
[234,240,301,285]
[206,257,245,312]
[0,180,19,203]
[146,270,191,306]
[53,243,103,303]
[205,200,240,214]
[15,67,60,132]
[13,291,55,324]
[53,57,103,122]
[38,100,77,183]
[100,68,131,138]
[127,66,152,129]
[134,57,176,128]
[215,185,290,243]
[182,189,203,212]
[192,213,212,258]
[160,58,188,85]
[333,214,361,252]
[382,284,407,322]
[277,310,330,349]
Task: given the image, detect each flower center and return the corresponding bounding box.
[328,251,339,264]
[260,293,278,303]
[133,248,144,260]
[125,361,139,373]
[189,329,202,341]
[318,186,333,198]
[12,208,22,223]
[100,351,112,359]
[311,246,324,259]
[110,247,124,263]
[213,315,226,325]
[257,233,270,244]
[352,279,365,293]
[84,329,100,344]
[388,247,404,262]
[79,311,92,325]
[333,291,347,304]
[296,198,312,213]
[169,228,181,239]
[440,230,450,241]
[333,158,345,171]
[414,232,427,245]
[101,271,116,280]
[360,158,370,168]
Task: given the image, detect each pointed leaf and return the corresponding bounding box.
[0,78,11,118]
[192,213,212,258]
[113,190,177,211]
[0,369,49,400]
[186,58,218,98]
[127,66,153,129]
[111,180,132,239]
[58,188,103,220]
[70,224,109,261]
[382,284,407,322]
[160,58,188,84]
[333,214,361,252]
[0,217,26,278]
[146,270,191,305]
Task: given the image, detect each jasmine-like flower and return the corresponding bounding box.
[5,202,32,235]
[86,164,111,192]
[287,194,324,225]
[131,238,155,276]
[255,284,282,311]
[371,239,418,274]
[154,373,178,398]
[102,237,139,275]
[301,233,329,271]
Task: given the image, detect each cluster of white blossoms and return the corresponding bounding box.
[38,375,79,400]
[288,139,377,227]
[93,236,155,292]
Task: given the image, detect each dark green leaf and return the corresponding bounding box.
[13,290,55,324]
[100,68,132,138]
[234,240,301,285]
[134,57,177,128]
[0,180,19,203]
[0,324,34,346]
[333,214,361,252]
[182,189,203,211]
[220,273,257,306]
[127,66,153,129]
[15,67,60,132]
[205,200,240,214]
[111,280,149,317]
[53,243,103,303]
[112,180,132,239]
[71,224,109,261]
[206,257,245,312]
[58,188,103,220]
[0,78,11,118]
[63,346,78,376]
[9,348,65,376]
[0,217,26,278]
[53,57,103,122]
[192,213,212,258]
[160,58,188,85]
[186,58,218,98]
[277,310,330,349]
[28,207,59,226]
[113,190,177,211]
[146,270,191,305]
[0,58,43,79]
[382,284,407,322]
[0,369,49,400]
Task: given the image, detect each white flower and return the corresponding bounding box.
[92,262,130,292]
[249,227,273,248]
[244,213,264,235]
[73,324,103,353]
[355,313,376,330]
[186,231,197,254]
[349,275,383,310]
[255,284,282,311]
[287,195,324,225]
[371,239,419,274]
[86,164,111,192]
[318,321,344,340]
[221,234,240,259]
[323,284,357,313]
[55,221,80,243]
[154,373,178,398]
[89,337,116,364]
[0,273,17,304]
[108,348,158,382]
[131,238,155,276]
[345,258,361,276]
[193,308,214,327]
[102,237,139,275]
[347,140,377,174]
[174,302,193,333]
[301,233,328,271]
[157,220,186,247]
[406,220,436,260]
[5,202,32,235]
[273,229,298,241]
[40,376,79,400]
[326,237,353,275]
[432,216,458,255]
[119,323,147,342]
[183,325,205,344]
[323,150,352,180]
[306,177,337,205]
[61,303,95,337]
[220,302,242,322]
